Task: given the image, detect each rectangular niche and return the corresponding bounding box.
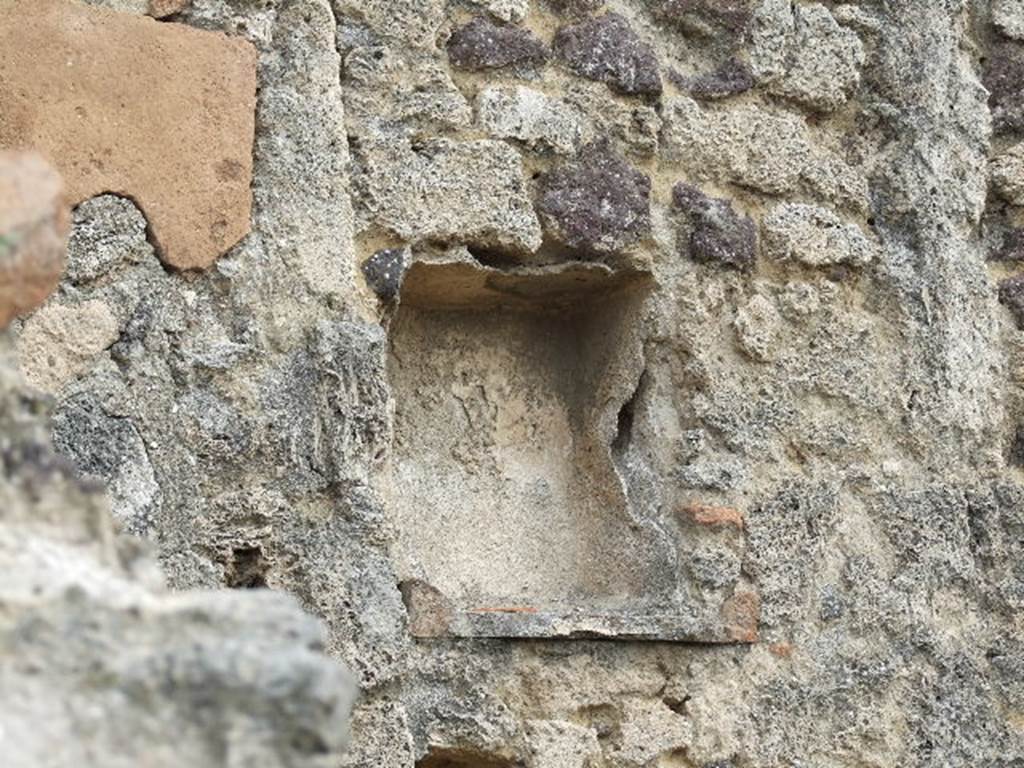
[388,256,757,641]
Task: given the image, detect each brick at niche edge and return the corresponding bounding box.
[679,502,745,530]
[0,0,257,271]
[720,590,760,643]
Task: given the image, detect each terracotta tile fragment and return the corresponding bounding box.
[399,579,455,638]
[769,642,794,658]
[680,501,745,530]
[0,0,257,271]
[720,589,760,642]
[0,152,68,329]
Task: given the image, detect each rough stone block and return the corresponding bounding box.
[467,0,528,23]
[66,195,154,285]
[992,228,1024,261]
[994,0,1024,40]
[537,140,651,255]
[476,85,588,155]
[335,0,444,48]
[673,182,756,270]
[768,3,864,112]
[762,202,875,268]
[564,82,662,156]
[672,58,757,101]
[999,273,1024,329]
[355,137,542,255]
[53,393,159,535]
[553,13,662,96]
[663,96,868,211]
[992,141,1024,205]
[17,300,120,393]
[343,47,472,136]
[984,44,1024,134]
[652,0,754,37]
[447,17,548,71]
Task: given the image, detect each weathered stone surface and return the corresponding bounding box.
[984,45,1024,134]
[344,46,471,136]
[84,0,189,15]
[16,300,120,393]
[526,720,601,768]
[361,246,410,301]
[748,0,865,114]
[0,337,356,768]
[992,227,1024,261]
[999,274,1024,328]
[994,0,1024,40]
[547,0,604,16]
[0,0,257,270]
[354,137,541,254]
[673,182,756,270]
[762,202,875,268]
[335,0,444,48]
[746,0,795,81]
[66,195,154,285]
[564,82,662,156]
[537,141,651,254]
[672,58,756,101]
[52,393,160,535]
[553,13,662,96]
[150,0,190,16]
[253,0,361,300]
[447,17,548,71]
[467,0,528,23]
[663,96,868,210]
[476,85,588,155]
[768,3,864,112]
[652,0,754,37]
[0,152,67,329]
[992,141,1024,205]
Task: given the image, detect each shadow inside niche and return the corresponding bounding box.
[224,545,269,589]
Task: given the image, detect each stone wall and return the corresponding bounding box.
[0,151,356,767]
[3,0,1024,765]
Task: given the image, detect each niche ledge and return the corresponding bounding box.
[387,255,758,642]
